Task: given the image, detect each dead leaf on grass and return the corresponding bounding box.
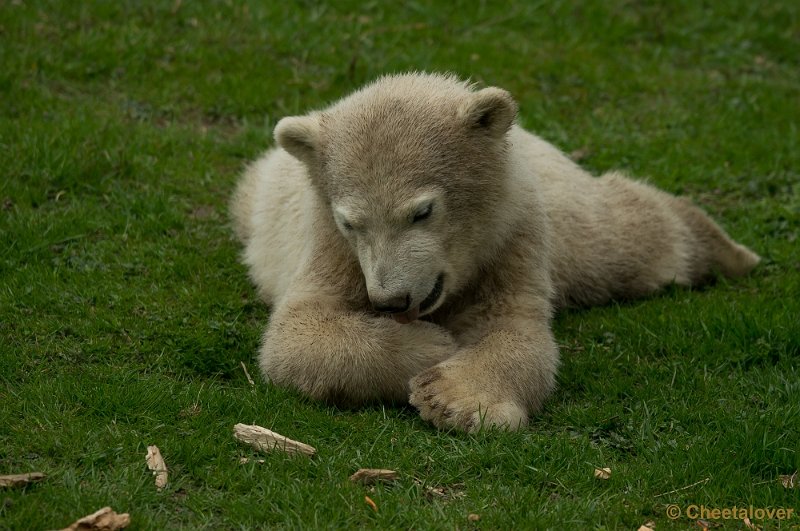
[424,484,466,501]
[233,423,316,457]
[779,471,797,488]
[60,506,130,531]
[145,445,168,490]
[0,472,45,488]
[178,403,201,418]
[412,478,466,502]
[594,467,612,480]
[364,495,378,512]
[349,469,398,485]
[468,513,480,522]
[743,516,761,531]
[637,520,656,531]
[238,457,265,464]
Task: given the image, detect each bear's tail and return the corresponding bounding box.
[673,197,761,282]
[716,240,761,279]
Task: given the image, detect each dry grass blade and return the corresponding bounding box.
[0,472,46,488]
[364,495,378,512]
[240,361,255,386]
[349,468,398,485]
[654,477,710,498]
[233,423,316,457]
[145,445,168,490]
[60,506,130,531]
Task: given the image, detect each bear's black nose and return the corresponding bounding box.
[371,294,411,314]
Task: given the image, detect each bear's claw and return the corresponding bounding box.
[409,364,528,433]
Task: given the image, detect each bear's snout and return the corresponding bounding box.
[371,293,411,314]
[370,293,423,324]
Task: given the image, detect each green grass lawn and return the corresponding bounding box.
[2,1,798,529]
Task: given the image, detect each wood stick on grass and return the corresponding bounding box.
[60,506,130,531]
[0,472,45,488]
[349,468,398,485]
[233,423,316,457]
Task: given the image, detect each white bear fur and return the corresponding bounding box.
[230,73,759,432]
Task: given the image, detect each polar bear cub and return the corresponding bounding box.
[231,73,759,432]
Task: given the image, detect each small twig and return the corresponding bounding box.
[654,477,711,498]
[240,361,255,386]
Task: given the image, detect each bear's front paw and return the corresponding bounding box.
[408,364,528,433]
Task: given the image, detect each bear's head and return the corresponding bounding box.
[274,73,518,323]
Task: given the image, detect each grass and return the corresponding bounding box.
[1,0,798,529]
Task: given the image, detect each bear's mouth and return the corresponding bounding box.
[419,273,445,313]
[391,273,444,325]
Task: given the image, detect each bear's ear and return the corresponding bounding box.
[274,115,322,164]
[460,87,517,138]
